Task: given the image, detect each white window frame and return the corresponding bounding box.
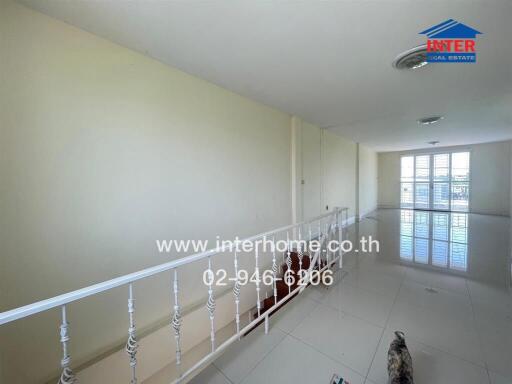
[400,149,471,212]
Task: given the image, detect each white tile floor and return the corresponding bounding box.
[148,209,512,384]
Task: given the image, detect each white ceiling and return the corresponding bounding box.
[19,0,512,152]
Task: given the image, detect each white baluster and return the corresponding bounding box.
[171,269,182,367]
[271,235,278,305]
[325,222,330,268]
[58,305,76,384]
[255,245,261,317]
[233,251,241,338]
[286,231,292,294]
[206,257,216,352]
[298,226,303,272]
[339,209,344,268]
[318,221,322,270]
[308,224,312,267]
[126,283,138,384]
[281,234,285,267]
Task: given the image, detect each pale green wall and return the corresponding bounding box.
[0,1,291,382]
[322,130,358,216]
[0,1,380,382]
[378,141,512,216]
[299,123,377,222]
[301,122,322,219]
[359,144,379,217]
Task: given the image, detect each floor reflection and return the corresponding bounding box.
[399,210,469,273]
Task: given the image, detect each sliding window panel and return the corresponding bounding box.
[400,236,413,260]
[414,211,429,238]
[451,152,470,182]
[400,156,414,209]
[450,152,470,212]
[451,182,469,212]
[414,155,430,209]
[433,153,450,181]
[432,241,449,267]
[451,213,468,243]
[432,212,449,240]
[415,155,430,182]
[450,242,468,271]
[433,183,450,210]
[400,183,414,209]
[414,183,430,209]
[401,156,414,181]
[400,210,414,236]
[414,238,429,264]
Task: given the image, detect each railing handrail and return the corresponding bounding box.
[176,210,340,383]
[0,207,348,326]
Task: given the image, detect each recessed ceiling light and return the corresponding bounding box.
[428,140,440,146]
[393,45,428,70]
[418,116,444,125]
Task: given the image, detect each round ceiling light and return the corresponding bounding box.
[428,140,440,146]
[418,116,444,125]
[393,45,428,69]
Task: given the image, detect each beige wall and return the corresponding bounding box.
[378,141,512,216]
[301,122,322,219]
[297,123,367,222]
[0,1,379,383]
[0,1,292,382]
[378,152,401,209]
[293,122,371,223]
[322,130,358,216]
[359,144,379,217]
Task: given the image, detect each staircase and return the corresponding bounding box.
[0,207,348,384]
[253,250,328,321]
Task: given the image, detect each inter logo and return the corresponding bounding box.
[420,19,482,63]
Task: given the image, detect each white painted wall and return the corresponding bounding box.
[295,121,364,219]
[322,130,357,216]
[301,122,322,219]
[294,123,364,223]
[0,2,380,383]
[359,144,379,218]
[0,1,291,382]
[378,141,512,216]
[378,152,401,209]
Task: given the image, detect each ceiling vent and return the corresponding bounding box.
[393,45,428,69]
[418,116,444,125]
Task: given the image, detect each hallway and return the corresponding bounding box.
[159,209,512,384]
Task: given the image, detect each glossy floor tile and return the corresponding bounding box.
[145,209,511,384]
[213,327,287,384]
[189,365,231,384]
[395,281,473,323]
[387,297,484,365]
[321,281,395,327]
[341,266,403,298]
[270,295,320,333]
[291,303,383,375]
[240,336,366,384]
[367,329,489,384]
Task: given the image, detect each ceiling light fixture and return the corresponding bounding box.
[428,141,440,146]
[417,116,444,125]
[393,45,428,69]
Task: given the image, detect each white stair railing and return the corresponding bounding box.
[0,207,349,384]
[126,283,138,384]
[58,305,76,384]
